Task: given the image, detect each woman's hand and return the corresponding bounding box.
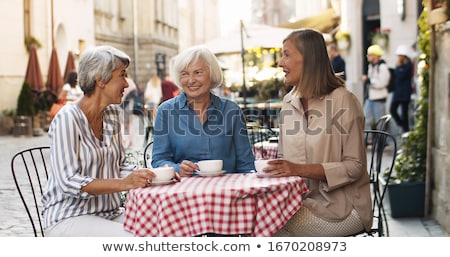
[263,159,299,177]
[179,160,197,177]
[123,168,155,189]
[264,159,326,180]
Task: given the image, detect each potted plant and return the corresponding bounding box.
[387,2,429,218]
[0,109,15,135]
[14,81,36,136]
[371,28,390,50]
[36,89,57,131]
[335,31,351,50]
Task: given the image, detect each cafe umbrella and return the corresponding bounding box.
[46,48,63,95]
[63,51,76,82]
[24,44,45,91]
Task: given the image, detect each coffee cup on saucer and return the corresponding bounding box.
[152,166,175,182]
[197,160,223,173]
[254,159,272,173]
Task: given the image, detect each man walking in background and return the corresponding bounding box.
[327,43,346,80]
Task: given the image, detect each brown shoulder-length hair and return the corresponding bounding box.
[283,29,344,98]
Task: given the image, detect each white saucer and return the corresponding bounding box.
[196,170,226,177]
[255,171,272,178]
[150,179,176,185]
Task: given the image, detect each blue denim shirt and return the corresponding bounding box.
[152,92,255,173]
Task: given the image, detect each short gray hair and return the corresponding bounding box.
[78,45,130,95]
[171,46,223,89]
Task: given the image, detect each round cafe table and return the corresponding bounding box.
[253,141,278,159]
[123,173,308,237]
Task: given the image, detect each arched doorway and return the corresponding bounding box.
[362,0,380,74]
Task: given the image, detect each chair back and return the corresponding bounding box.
[375,114,392,131]
[10,146,50,237]
[143,141,153,168]
[364,129,397,236]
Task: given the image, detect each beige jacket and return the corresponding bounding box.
[278,87,372,232]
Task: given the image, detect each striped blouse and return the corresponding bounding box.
[42,103,135,229]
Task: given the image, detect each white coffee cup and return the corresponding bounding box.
[152,166,175,182]
[197,160,223,173]
[254,159,271,173]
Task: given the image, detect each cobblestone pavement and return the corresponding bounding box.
[0,123,448,237]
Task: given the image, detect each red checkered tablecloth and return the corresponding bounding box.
[123,173,308,237]
[253,141,278,159]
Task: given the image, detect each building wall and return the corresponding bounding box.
[0,0,95,112]
[0,0,28,111]
[432,24,450,233]
[178,0,220,52]
[93,0,180,86]
[379,0,419,66]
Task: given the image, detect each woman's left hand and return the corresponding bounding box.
[263,159,299,177]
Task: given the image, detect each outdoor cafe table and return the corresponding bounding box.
[123,173,308,237]
[253,141,278,159]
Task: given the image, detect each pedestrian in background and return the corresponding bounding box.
[327,43,346,80]
[143,74,162,144]
[58,70,83,103]
[161,73,179,103]
[390,44,414,132]
[144,74,162,122]
[50,70,82,118]
[121,77,138,149]
[361,44,390,131]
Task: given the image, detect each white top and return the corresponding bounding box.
[62,83,83,102]
[144,81,162,106]
[42,103,135,229]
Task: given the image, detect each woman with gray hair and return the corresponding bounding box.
[152,46,255,176]
[42,45,155,236]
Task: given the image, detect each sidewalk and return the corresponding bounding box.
[0,130,448,237]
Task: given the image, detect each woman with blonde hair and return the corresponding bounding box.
[144,74,162,109]
[143,74,162,143]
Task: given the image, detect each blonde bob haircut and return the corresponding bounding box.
[283,29,344,98]
[171,45,223,89]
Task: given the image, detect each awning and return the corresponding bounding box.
[203,23,293,55]
[278,8,340,33]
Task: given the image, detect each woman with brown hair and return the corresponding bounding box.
[264,29,372,236]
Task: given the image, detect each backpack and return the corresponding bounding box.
[387,68,396,93]
[132,89,145,115]
[378,60,396,93]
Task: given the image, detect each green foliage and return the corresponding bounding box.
[252,78,284,101]
[36,90,58,112]
[392,1,429,183]
[16,82,36,116]
[24,35,42,52]
[2,109,15,117]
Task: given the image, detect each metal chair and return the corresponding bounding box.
[356,130,397,237]
[143,141,153,168]
[375,114,392,131]
[10,146,50,237]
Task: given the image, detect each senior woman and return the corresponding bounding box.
[264,29,372,236]
[42,46,155,236]
[151,46,255,176]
